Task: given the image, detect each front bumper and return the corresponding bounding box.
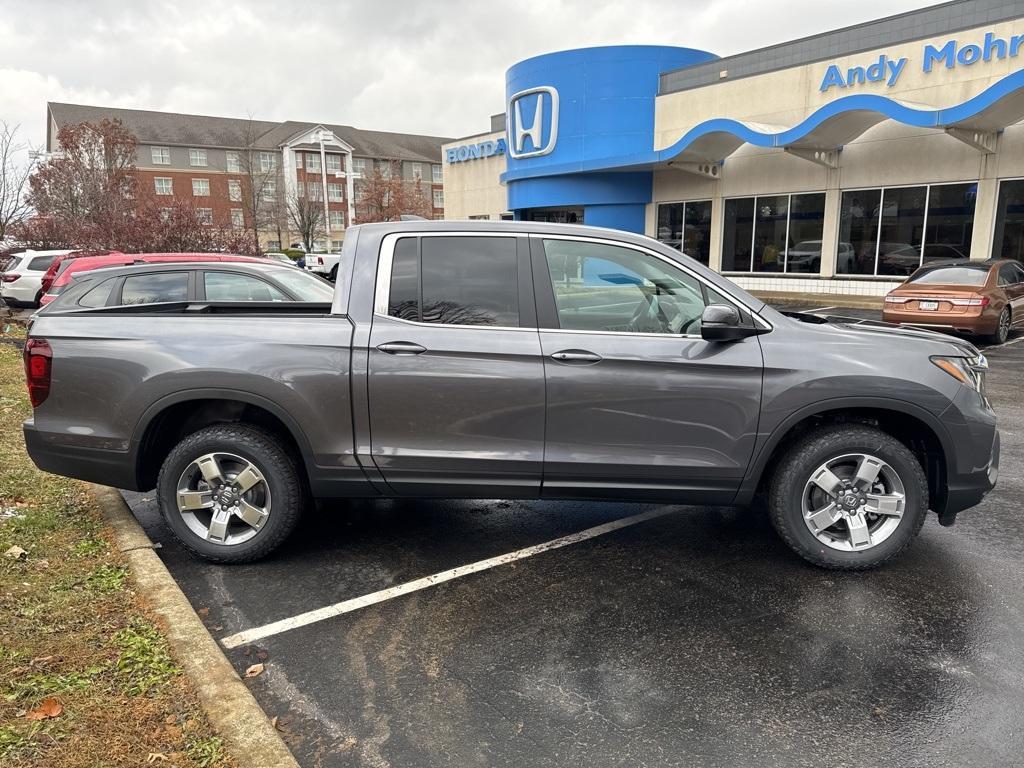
[935,387,1000,523]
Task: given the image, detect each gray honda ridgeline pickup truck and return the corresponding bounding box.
[23,221,999,569]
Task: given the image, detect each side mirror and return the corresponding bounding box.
[700,303,764,342]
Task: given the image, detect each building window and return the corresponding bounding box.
[267,240,281,250]
[327,183,344,202]
[433,189,444,208]
[331,239,343,251]
[189,148,208,167]
[308,182,322,201]
[410,162,423,180]
[722,193,825,273]
[192,178,210,197]
[656,200,712,265]
[228,179,242,202]
[314,239,327,252]
[264,178,276,200]
[151,146,170,165]
[352,158,367,176]
[231,209,244,228]
[326,155,341,174]
[837,183,977,277]
[154,177,173,196]
[432,164,442,184]
[294,151,303,168]
[329,210,345,229]
[379,161,392,179]
[468,214,490,220]
[197,208,213,224]
[259,151,277,173]
[226,151,241,173]
[993,179,1024,262]
[306,153,321,173]
[159,207,172,221]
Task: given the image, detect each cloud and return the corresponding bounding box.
[0,0,937,158]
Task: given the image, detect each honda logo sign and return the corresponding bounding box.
[507,86,559,159]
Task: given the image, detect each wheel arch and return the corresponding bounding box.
[737,397,952,512]
[132,389,316,492]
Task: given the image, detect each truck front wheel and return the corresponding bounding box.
[767,424,928,570]
[156,424,304,563]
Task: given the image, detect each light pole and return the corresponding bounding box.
[317,130,331,250]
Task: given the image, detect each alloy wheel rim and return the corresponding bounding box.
[801,453,905,552]
[1000,310,1010,339]
[175,452,271,545]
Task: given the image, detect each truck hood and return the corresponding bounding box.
[781,310,981,357]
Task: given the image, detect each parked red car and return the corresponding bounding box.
[39,250,122,298]
[39,253,265,306]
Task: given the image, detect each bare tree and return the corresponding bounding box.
[354,161,434,224]
[0,123,33,242]
[230,118,284,255]
[287,192,324,252]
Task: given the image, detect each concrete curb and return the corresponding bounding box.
[89,484,299,768]
[750,290,884,310]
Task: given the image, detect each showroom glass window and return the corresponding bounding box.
[722,193,825,272]
[656,201,712,265]
[837,183,977,276]
[992,179,1024,262]
[386,236,519,327]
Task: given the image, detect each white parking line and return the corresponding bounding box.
[220,505,677,649]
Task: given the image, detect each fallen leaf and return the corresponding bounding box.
[4,545,27,560]
[244,663,264,678]
[256,650,268,661]
[25,697,62,721]
[270,716,278,729]
[147,753,168,763]
[30,655,57,666]
[197,607,209,618]
[164,714,177,725]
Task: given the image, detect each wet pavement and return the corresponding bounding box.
[121,310,1024,768]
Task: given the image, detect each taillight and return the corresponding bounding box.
[950,296,989,307]
[2,273,20,283]
[23,338,53,407]
[41,276,54,293]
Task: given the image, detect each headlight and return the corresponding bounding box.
[931,354,987,393]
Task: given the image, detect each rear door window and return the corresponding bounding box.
[28,255,57,272]
[204,272,288,302]
[119,272,189,305]
[385,236,520,326]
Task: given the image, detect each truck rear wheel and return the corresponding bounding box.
[156,424,304,563]
[767,424,928,570]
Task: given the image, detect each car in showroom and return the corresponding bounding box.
[1,250,72,307]
[882,259,1024,344]
[23,221,998,570]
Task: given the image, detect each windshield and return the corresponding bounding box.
[909,265,989,286]
[270,268,335,301]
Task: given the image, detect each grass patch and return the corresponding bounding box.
[0,344,234,767]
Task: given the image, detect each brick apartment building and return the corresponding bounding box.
[46,103,453,250]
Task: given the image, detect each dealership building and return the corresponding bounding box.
[442,0,1024,298]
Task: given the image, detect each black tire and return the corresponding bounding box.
[156,424,305,563]
[989,306,1010,345]
[767,424,928,570]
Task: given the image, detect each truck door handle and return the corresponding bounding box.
[377,341,427,355]
[550,349,602,364]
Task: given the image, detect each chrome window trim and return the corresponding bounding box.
[533,232,773,331]
[372,230,772,334]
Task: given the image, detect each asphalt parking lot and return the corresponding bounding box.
[116,304,1024,768]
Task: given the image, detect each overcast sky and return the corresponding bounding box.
[1,0,938,157]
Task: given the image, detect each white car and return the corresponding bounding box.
[304,252,342,281]
[1,250,72,308]
[263,252,300,267]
